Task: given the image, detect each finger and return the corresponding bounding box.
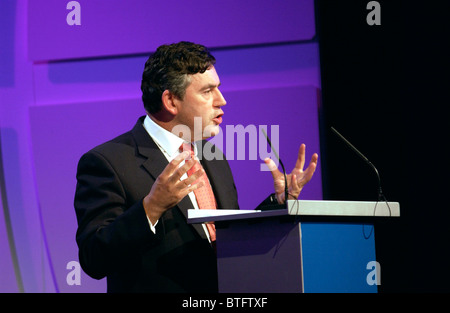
[294,144,306,170]
[169,157,197,182]
[291,174,300,190]
[180,167,205,187]
[180,180,205,198]
[264,158,283,179]
[307,153,319,171]
[288,174,300,199]
[302,154,318,182]
[175,150,191,162]
[162,151,190,178]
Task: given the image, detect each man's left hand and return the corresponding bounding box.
[264,144,318,203]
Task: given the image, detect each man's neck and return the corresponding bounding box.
[148,113,197,143]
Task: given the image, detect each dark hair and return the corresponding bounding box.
[141,41,216,114]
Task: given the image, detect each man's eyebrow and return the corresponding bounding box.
[200,82,221,91]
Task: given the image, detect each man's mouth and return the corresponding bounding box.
[212,112,224,124]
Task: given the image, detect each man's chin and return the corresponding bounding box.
[202,124,221,140]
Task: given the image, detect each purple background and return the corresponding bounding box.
[1,0,321,292]
[28,0,315,61]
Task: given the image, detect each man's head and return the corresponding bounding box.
[141,41,216,115]
[141,42,226,141]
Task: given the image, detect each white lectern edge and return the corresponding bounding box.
[187,200,400,224]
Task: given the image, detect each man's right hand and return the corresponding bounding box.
[143,151,205,224]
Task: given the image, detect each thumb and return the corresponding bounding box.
[264,158,282,179]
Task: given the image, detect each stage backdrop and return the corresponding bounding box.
[1,0,322,292]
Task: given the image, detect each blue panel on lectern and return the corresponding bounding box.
[301,223,378,293]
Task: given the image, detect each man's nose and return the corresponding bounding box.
[214,88,226,107]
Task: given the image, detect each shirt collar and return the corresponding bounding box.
[143,115,197,158]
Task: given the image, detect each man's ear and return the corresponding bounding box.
[161,90,179,115]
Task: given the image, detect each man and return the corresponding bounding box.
[74,41,318,293]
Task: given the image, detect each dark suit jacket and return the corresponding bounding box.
[74,116,239,293]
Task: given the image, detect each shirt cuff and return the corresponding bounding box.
[146,215,158,234]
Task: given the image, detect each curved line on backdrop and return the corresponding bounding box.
[0,132,25,292]
[27,138,60,292]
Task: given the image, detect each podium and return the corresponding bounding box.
[188,200,400,293]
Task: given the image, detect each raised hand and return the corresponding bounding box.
[264,144,318,204]
[143,151,205,224]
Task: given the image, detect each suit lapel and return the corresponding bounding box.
[131,117,207,240]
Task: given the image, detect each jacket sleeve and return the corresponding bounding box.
[74,150,158,279]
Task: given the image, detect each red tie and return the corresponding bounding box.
[181,143,217,242]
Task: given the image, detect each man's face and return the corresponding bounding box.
[174,66,226,141]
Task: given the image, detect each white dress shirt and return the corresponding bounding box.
[142,115,211,242]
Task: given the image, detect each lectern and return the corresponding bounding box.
[187,200,400,293]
